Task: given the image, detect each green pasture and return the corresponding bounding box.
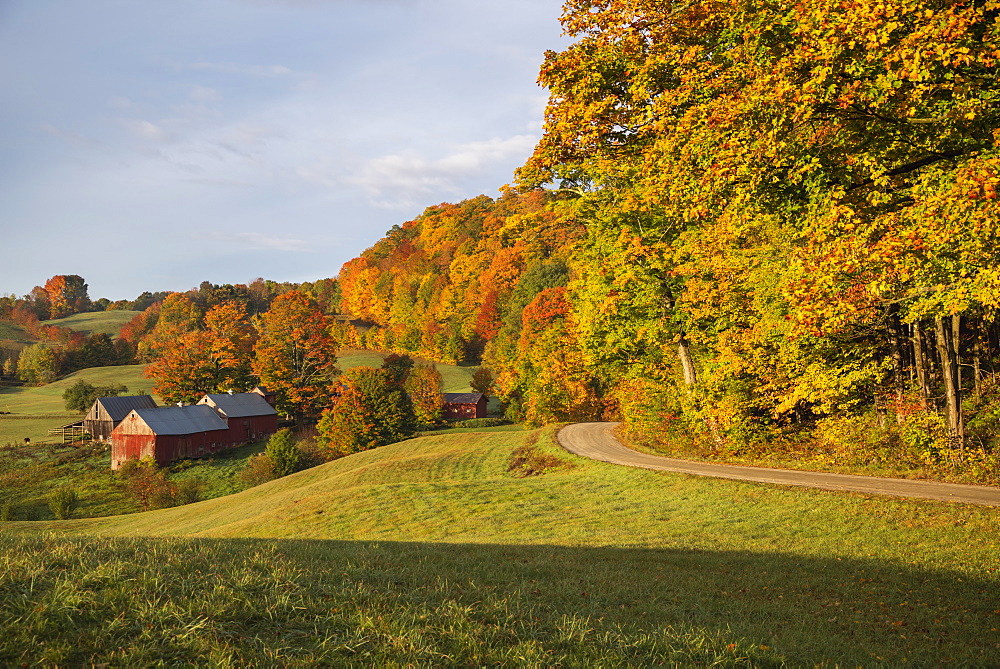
[0,415,79,446]
[0,438,270,520]
[0,364,154,416]
[0,320,34,344]
[41,310,140,337]
[3,427,998,665]
[338,348,476,393]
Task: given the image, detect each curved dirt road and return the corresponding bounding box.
[558,422,1000,506]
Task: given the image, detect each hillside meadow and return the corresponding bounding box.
[2,427,998,666]
[40,310,140,338]
[0,349,466,446]
[0,365,155,445]
[338,348,476,394]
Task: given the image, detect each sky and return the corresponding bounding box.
[0,0,569,301]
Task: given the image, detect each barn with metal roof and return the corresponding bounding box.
[198,391,278,443]
[110,405,230,470]
[83,395,159,442]
[442,392,487,420]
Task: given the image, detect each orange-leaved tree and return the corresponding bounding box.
[252,291,339,421]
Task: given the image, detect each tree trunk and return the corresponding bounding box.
[934,316,964,447]
[678,334,698,386]
[912,321,930,409]
[678,333,723,448]
[887,309,906,409]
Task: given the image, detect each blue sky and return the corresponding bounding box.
[0,0,567,301]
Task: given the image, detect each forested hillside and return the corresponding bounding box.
[336,0,1000,479]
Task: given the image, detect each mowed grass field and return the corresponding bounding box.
[0,365,155,444]
[2,427,998,665]
[338,348,475,393]
[0,320,34,344]
[41,310,140,337]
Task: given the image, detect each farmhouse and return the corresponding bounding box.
[109,390,281,469]
[442,392,487,420]
[84,395,159,442]
[197,391,278,443]
[110,404,229,469]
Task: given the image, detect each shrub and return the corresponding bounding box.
[174,478,204,505]
[118,458,176,510]
[453,417,509,429]
[266,429,300,478]
[0,500,15,521]
[239,453,277,487]
[508,430,574,477]
[48,486,80,519]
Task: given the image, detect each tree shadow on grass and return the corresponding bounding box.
[1,536,997,666]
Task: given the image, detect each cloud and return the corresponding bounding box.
[120,119,169,142]
[189,86,222,103]
[350,134,538,208]
[189,62,293,77]
[207,232,308,251]
[39,124,101,149]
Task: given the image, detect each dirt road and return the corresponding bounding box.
[557,422,1000,506]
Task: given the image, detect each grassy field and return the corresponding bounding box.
[41,310,140,337]
[0,320,34,344]
[338,348,476,393]
[2,427,998,665]
[0,364,154,417]
[0,364,156,445]
[0,437,271,521]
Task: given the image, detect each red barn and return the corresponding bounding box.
[197,391,278,443]
[110,405,229,470]
[442,392,488,420]
[84,395,158,442]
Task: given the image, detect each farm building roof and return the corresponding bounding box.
[199,392,278,418]
[128,405,228,435]
[93,395,158,421]
[443,393,485,404]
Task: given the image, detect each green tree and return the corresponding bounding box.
[63,380,129,413]
[381,353,414,386]
[265,428,301,478]
[17,344,57,385]
[43,274,90,319]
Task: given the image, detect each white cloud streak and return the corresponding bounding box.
[189,62,293,77]
[350,134,538,208]
[205,231,308,251]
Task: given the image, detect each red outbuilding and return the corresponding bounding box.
[442,392,488,420]
[197,391,279,443]
[110,405,229,470]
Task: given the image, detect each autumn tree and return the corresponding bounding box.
[317,366,417,455]
[405,363,444,425]
[145,330,218,404]
[43,275,90,319]
[204,301,256,391]
[143,293,202,351]
[144,301,258,404]
[504,0,1000,450]
[253,291,339,421]
[470,367,494,397]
